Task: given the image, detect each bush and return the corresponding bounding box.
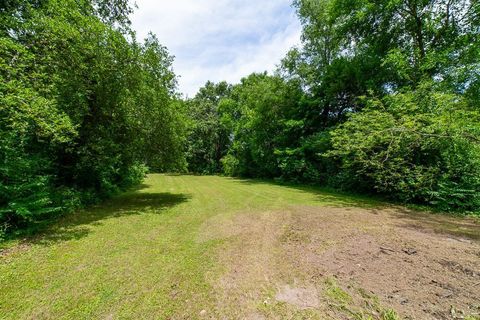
[121,163,149,189]
[221,154,240,176]
[327,87,480,213]
[0,1,186,234]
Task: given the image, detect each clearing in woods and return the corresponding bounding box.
[1,174,479,319]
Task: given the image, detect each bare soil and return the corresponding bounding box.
[200,206,480,319]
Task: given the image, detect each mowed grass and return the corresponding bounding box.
[0,174,376,319]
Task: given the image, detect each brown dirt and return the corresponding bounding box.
[201,206,480,319]
[275,284,320,309]
[0,242,31,260]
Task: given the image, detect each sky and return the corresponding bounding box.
[131,0,302,97]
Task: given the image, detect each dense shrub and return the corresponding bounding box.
[185,82,232,174]
[220,154,240,177]
[327,87,480,212]
[0,1,186,233]
[185,0,480,215]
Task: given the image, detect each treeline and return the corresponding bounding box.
[0,0,186,234]
[186,0,480,214]
[2,0,479,235]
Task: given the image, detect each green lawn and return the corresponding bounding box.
[0,175,367,319]
[1,175,479,319]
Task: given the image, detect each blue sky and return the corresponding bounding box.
[131,0,301,97]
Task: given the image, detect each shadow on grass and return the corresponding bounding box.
[230,177,385,209]
[21,190,191,247]
[394,207,480,241]
[227,177,480,241]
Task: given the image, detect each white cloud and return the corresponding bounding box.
[131,0,301,97]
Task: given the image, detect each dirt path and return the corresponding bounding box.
[201,205,480,319]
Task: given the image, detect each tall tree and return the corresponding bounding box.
[0,0,187,232]
[186,81,232,174]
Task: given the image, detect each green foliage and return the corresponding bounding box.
[0,35,76,228]
[3,0,480,233]
[381,309,400,320]
[218,73,303,178]
[184,0,480,215]
[220,154,239,176]
[0,0,186,232]
[185,81,232,174]
[327,86,480,212]
[275,131,334,183]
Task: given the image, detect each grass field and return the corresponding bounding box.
[1,175,479,319]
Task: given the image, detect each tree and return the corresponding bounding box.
[202,0,480,213]
[0,0,187,233]
[218,73,302,178]
[327,84,480,211]
[185,81,232,174]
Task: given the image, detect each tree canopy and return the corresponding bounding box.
[0,0,186,233]
[185,0,480,214]
[2,0,479,235]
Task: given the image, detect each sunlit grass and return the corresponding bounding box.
[3,174,472,319]
[1,174,373,319]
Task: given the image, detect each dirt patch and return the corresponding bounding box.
[199,211,290,317]
[283,206,480,319]
[0,242,31,261]
[275,285,319,309]
[203,206,480,319]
